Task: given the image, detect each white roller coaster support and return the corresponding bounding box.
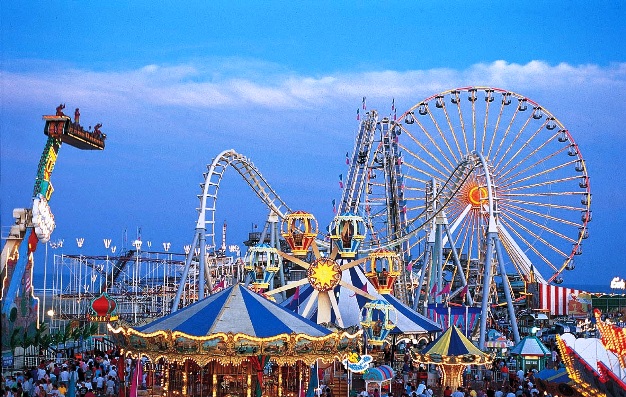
[172,149,292,312]
[473,151,520,349]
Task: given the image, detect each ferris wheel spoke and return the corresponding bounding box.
[399,136,454,178]
[403,174,430,186]
[403,163,449,186]
[406,104,457,168]
[502,191,588,198]
[493,111,535,171]
[486,93,509,159]
[504,198,584,212]
[497,146,571,186]
[504,175,583,192]
[496,120,548,177]
[496,131,562,182]
[499,212,569,258]
[503,202,582,228]
[479,89,495,155]
[420,103,462,166]
[449,90,471,155]
[499,159,578,189]
[499,217,562,273]
[436,95,466,158]
[501,205,578,243]
[470,89,479,152]
[491,99,523,166]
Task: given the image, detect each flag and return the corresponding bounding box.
[459,284,469,300]
[362,96,366,110]
[345,153,350,165]
[356,108,360,121]
[396,154,403,165]
[394,108,397,121]
[437,283,451,296]
[293,285,300,301]
[430,283,438,296]
[391,98,395,111]
[332,199,336,214]
[211,278,226,293]
[339,174,344,188]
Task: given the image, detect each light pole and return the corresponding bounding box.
[76,237,84,316]
[45,239,64,323]
[103,238,111,292]
[132,239,143,323]
[162,242,171,316]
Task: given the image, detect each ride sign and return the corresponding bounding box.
[341,352,373,373]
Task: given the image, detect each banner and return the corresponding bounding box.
[538,283,590,317]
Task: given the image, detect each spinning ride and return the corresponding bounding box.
[1,105,106,350]
[264,211,375,327]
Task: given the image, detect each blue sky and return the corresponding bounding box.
[1,1,625,291]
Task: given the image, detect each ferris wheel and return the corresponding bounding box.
[363,87,591,300]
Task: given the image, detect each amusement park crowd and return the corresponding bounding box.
[1,347,142,397]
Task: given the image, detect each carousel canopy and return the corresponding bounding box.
[509,335,551,356]
[382,293,441,334]
[421,325,487,357]
[363,365,395,381]
[137,283,332,338]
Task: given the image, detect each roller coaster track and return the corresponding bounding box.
[196,149,293,251]
[98,250,135,293]
[339,110,379,214]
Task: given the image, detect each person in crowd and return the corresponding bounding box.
[105,376,115,397]
[58,382,67,397]
[451,387,465,397]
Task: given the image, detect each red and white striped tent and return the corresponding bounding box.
[538,283,592,317]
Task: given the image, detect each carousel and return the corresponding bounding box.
[409,325,493,390]
[109,284,362,397]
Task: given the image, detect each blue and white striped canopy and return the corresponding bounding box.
[282,265,440,334]
[136,283,331,338]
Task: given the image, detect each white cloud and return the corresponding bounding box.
[2,60,625,137]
